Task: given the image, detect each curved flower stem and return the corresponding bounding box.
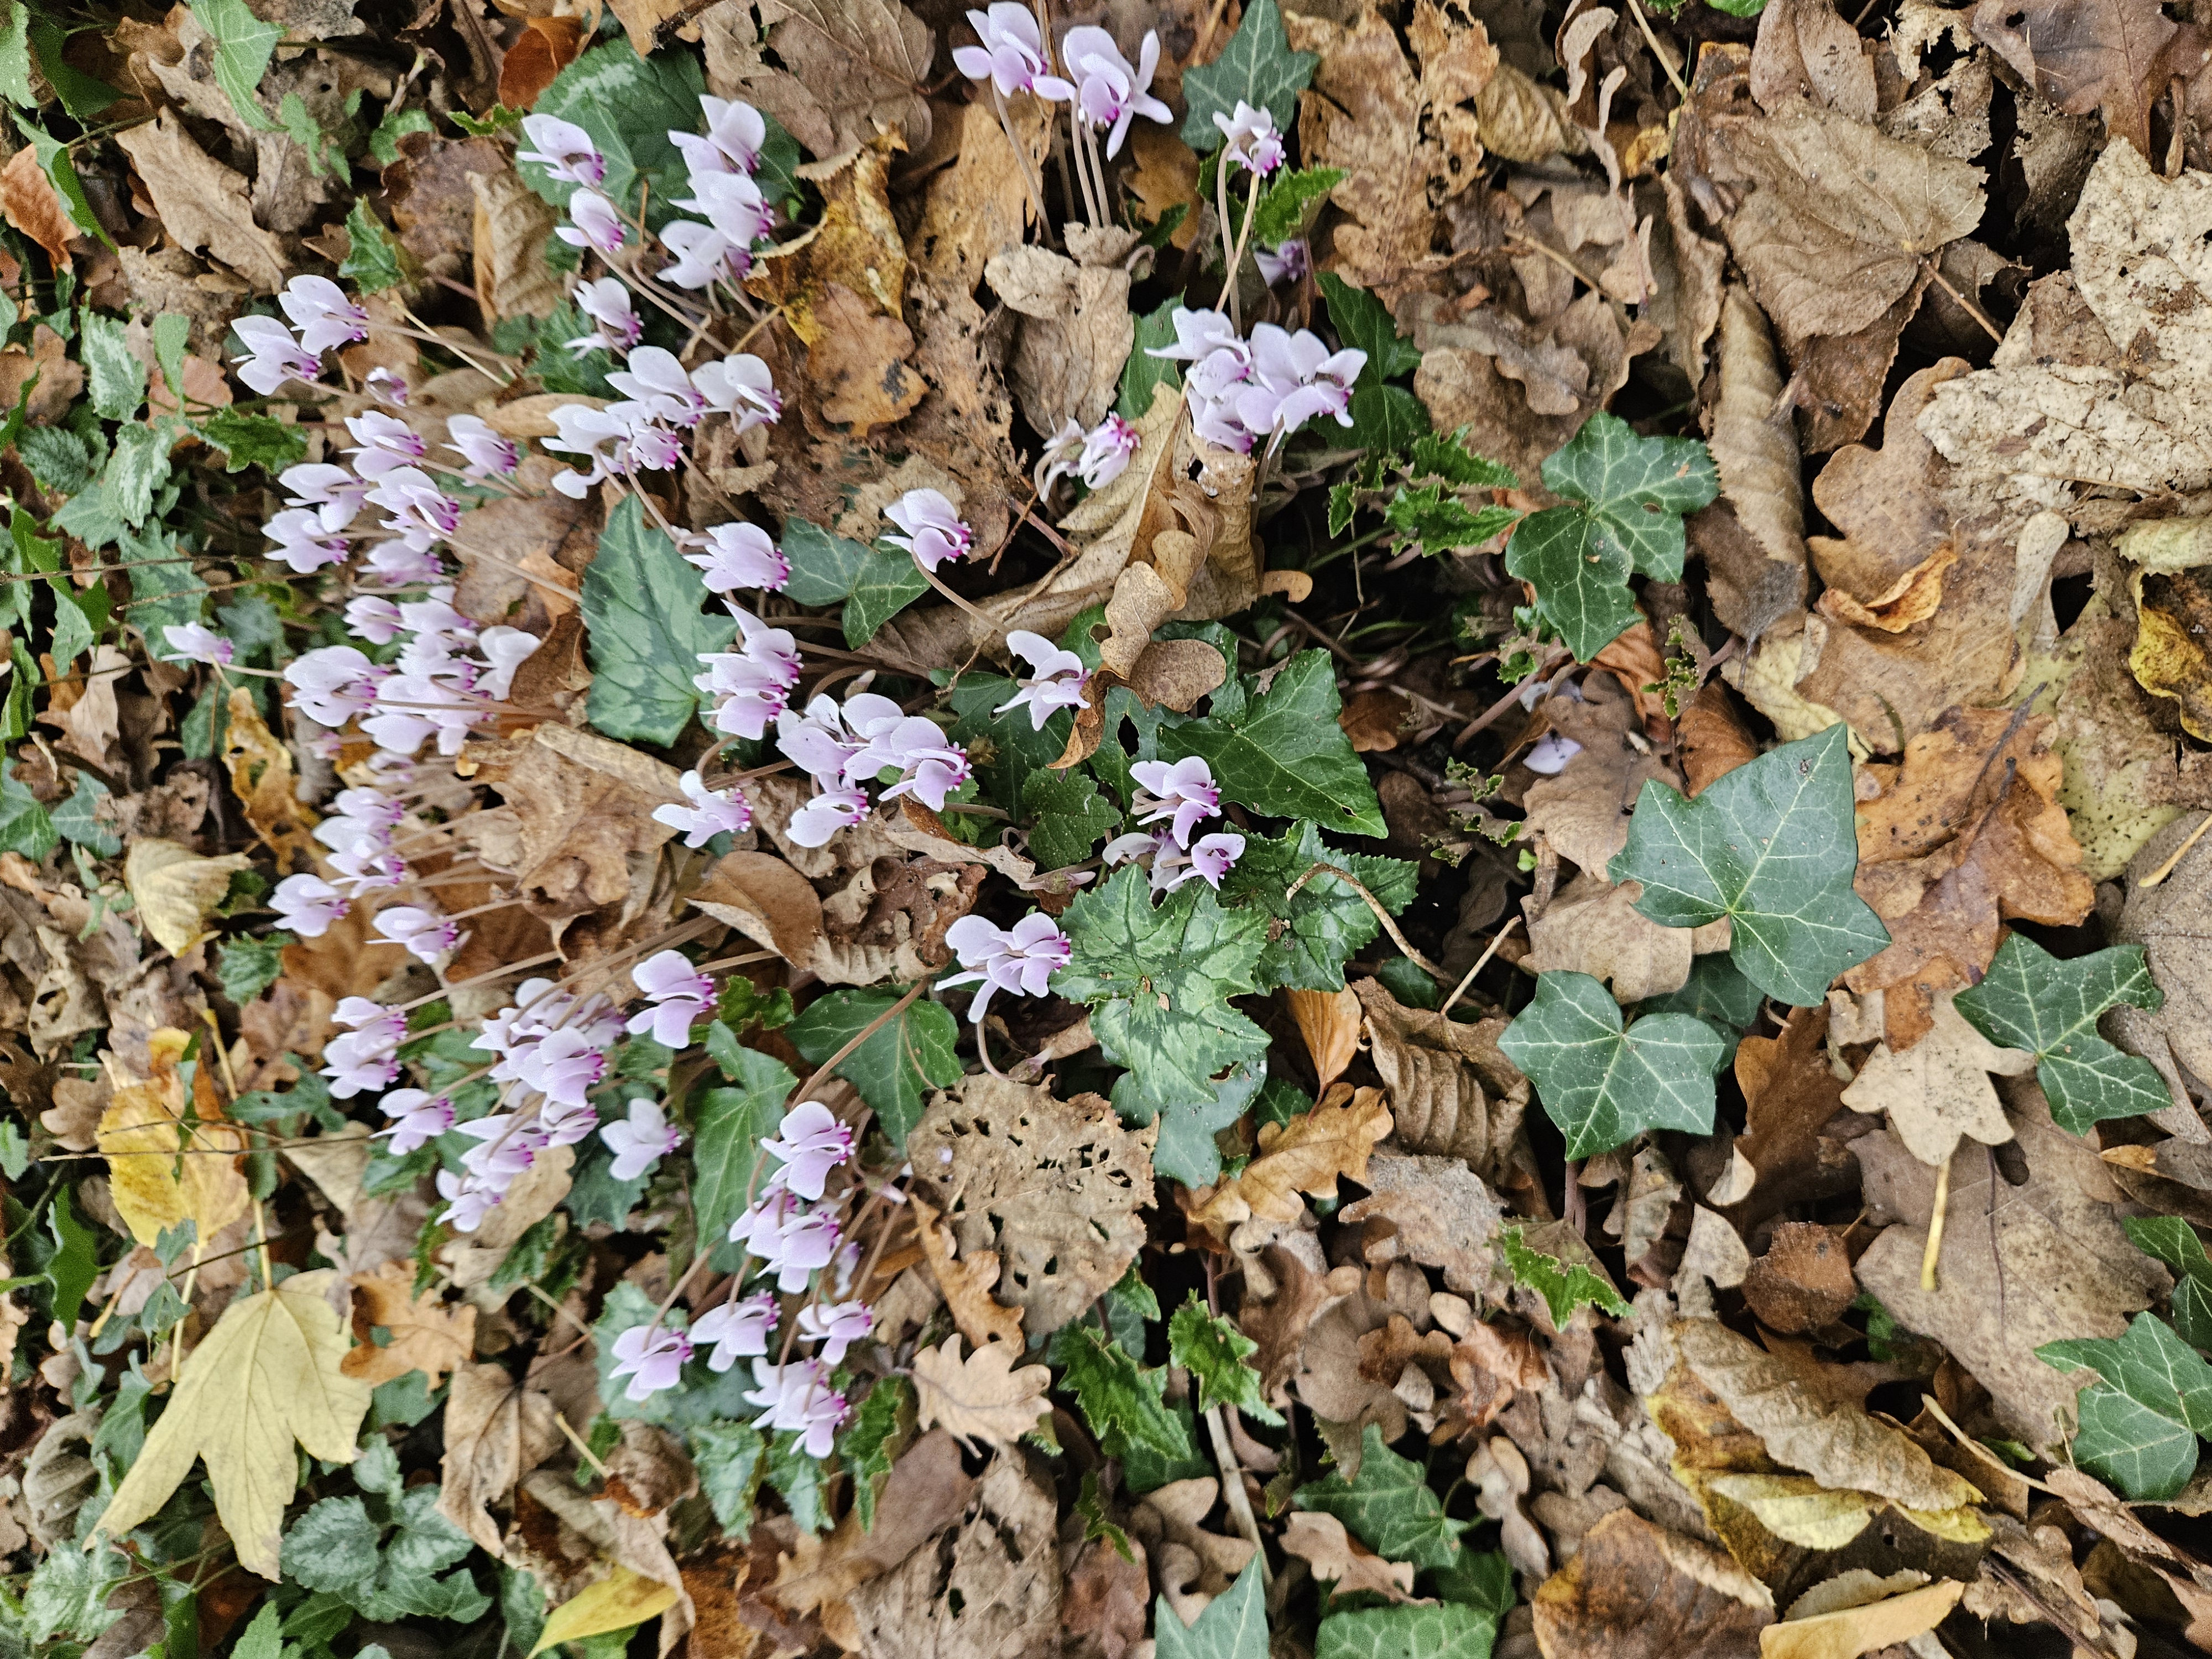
[993,86,1052,237]
[1222,168,1265,332]
[1282,860,1451,983]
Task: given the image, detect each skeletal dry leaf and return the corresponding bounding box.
[910,1194,1025,1348]
[910,1335,1052,1451]
[343,1260,477,1389]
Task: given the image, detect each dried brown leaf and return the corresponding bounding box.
[1191,1083,1391,1233]
[343,1260,476,1389]
[909,1337,1052,1451]
[116,111,290,293]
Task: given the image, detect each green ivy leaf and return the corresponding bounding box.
[199,410,308,474]
[523,39,704,230]
[1168,1293,1284,1425]
[188,0,281,132]
[1505,411,1718,660]
[1499,971,1726,1157]
[1055,864,1271,1125]
[1122,298,1185,420]
[780,518,929,648]
[82,310,144,422]
[1317,272,1421,381]
[1383,484,1519,556]
[1022,768,1122,870]
[1161,650,1385,837]
[690,1420,765,1537]
[1409,429,1519,490]
[1496,1221,1629,1325]
[949,669,1078,812]
[41,769,104,851]
[1637,952,1764,1036]
[368,106,435,166]
[1295,1423,1468,1569]
[1220,821,1414,991]
[340,199,409,294]
[216,931,293,1004]
[0,758,55,860]
[1317,1604,1498,1659]
[583,494,737,746]
[1610,724,1888,1006]
[1953,936,2168,1135]
[1055,1321,1196,1463]
[1181,0,1317,150]
[690,1045,795,1248]
[1156,1559,1269,1659]
[1430,1548,1515,1616]
[2043,1314,2212,1499]
[1250,165,1342,248]
[2124,1217,2212,1352]
[787,987,961,1150]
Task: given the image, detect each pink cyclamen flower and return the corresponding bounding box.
[322,1031,401,1098]
[1078,413,1140,487]
[1212,101,1284,176]
[540,1098,601,1147]
[1255,238,1310,285]
[378,1089,455,1155]
[671,95,767,178]
[768,1207,843,1292]
[676,169,775,246]
[761,1100,854,1201]
[658,220,752,291]
[517,1026,608,1107]
[436,1170,501,1233]
[786,785,872,849]
[160,623,233,667]
[1237,325,1365,443]
[476,627,541,701]
[609,347,707,429]
[1170,830,1247,892]
[993,629,1088,729]
[374,905,462,964]
[518,114,606,187]
[365,366,410,405]
[797,1299,873,1365]
[1034,416,1085,495]
[695,608,803,740]
[271,873,348,937]
[345,595,404,645]
[283,645,378,724]
[691,353,782,432]
[941,911,1073,1024]
[446,414,519,479]
[862,717,972,812]
[685,521,788,593]
[1130,756,1223,847]
[366,467,461,552]
[629,950,717,1047]
[280,275,369,354]
[344,409,428,479]
[654,769,753,848]
[263,508,349,575]
[558,189,627,256]
[567,278,643,354]
[952,3,1074,99]
[882,488,973,573]
[231,316,322,397]
[744,1358,848,1455]
[692,1292,778,1371]
[1060,27,1171,156]
[280,462,373,533]
[601,1096,682,1181]
[610,1323,693,1402]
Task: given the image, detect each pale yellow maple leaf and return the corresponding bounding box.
[97,1028,248,1249]
[911,1334,1051,1451]
[94,1269,372,1578]
[124,838,252,957]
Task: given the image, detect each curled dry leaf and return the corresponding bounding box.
[1532,1509,1774,1659]
[0,145,76,269]
[1191,1083,1391,1234]
[98,1026,249,1249]
[343,1260,477,1388]
[1704,285,1808,643]
[116,110,291,293]
[1284,984,1362,1092]
[1279,1511,1420,1601]
[1354,975,1526,1173]
[123,839,253,958]
[1742,1223,1859,1336]
[910,1335,1052,1451]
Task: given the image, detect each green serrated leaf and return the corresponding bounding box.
[690,1420,765,1537]
[216,931,293,1004]
[117,521,206,637]
[43,1183,98,1328]
[768,1428,832,1533]
[787,987,960,1150]
[1119,1058,1264,1188]
[1383,484,1519,556]
[2124,1217,2212,1352]
[1250,165,1342,247]
[521,39,704,231]
[1610,724,1888,1006]
[82,310,144,422]
[1347,383,1431,457]
[1317,1604,1498,1659]
[1168,1293,1283,1425]
[1329,481,1359,537]
[691,1045,795,1248]
[1161,650,1385,836]
[189,0,282,132]
[200,409,308,473]
[1182,0,1317,149]
[0,2,32,107]
[1056,1321,1196,1463]
[1498,971,1726,1157]
[583,493,737,746]
[1316,272,1421,382]
[107,420,173,528]
[341,198,409,294]
[1220,821,1414,991]
[19,426,92,494]
[1496,1222,1629,1326]
[369,105,435,165]
[0,757,55,860]
[1055,863,1270,1119]
[1295,1423,1468,1569]
[1409,429,1519,490]
[1022,768,1121,869]
[1103,1261,1160,1359]
[837,1375,913,1531]
[1156,1558,1269,1659]
[1953,935,2168,1135]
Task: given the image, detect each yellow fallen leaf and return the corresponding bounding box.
[1761,1579,1963,1659]
[97,1029,248,1249]
[528,1565,681,1657]
[124,838,253,957]
[95,1270,372,1578]
[911,1334,1052,1451]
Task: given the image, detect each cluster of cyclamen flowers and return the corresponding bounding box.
[1103,757,1245,893]
[1149,307,1367,455]
[608,1097,872,1444]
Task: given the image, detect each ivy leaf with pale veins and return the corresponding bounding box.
[1505,410,1719,661]
[188,0,282,133]
[1953,935,2168,1135]
[1498,971,1727,1158]
[780,518,930,647]
[1161,650,1386,837]
[1055,864,1271,1118]
[1219,821,1415,991]
[1168,1293,1284,1425]
[1181,0,1317,150]
[691,1046,796,1248]
[789,987,961,1150]
[520,38,704,229]
[1156,1559,1270,1659]
[2043,1313,2212,1499]
[1295,1423,1469,1570]
[1497,1223,1629,1325]
[583,494,738,747]
[2124,1217,2212,1352]
[1610,724,1888,1006]
[1317,1604,1499,1659]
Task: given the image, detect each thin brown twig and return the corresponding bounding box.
[1285,862,1451,983]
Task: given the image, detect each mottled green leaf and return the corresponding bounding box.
[189,0,282,132]
[521,39,705,231]
[1023,768,1122,870]
[1499,971,1725,1157]
[1250,165,1342,247]
[583,494,737,745]
[1317,1604,1496,1659]
[2124,1217,2212,1353]
[0,758,55,860]
[82,310,144,422]
[1156,1559,1269,1659]
[780,518,929,647]
[1409,429,1519,490]
[1220,821,1414,991]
